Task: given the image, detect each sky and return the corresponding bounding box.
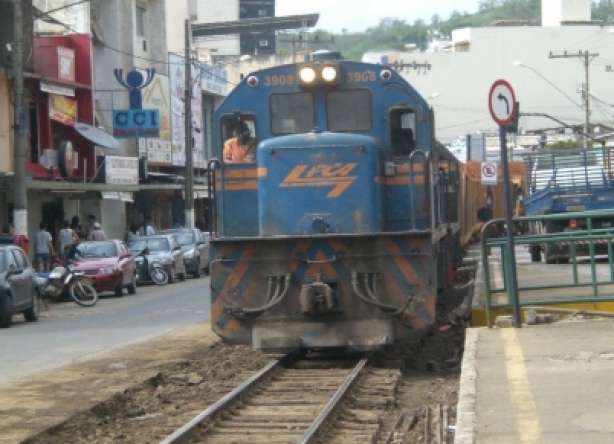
[276,0,481,34]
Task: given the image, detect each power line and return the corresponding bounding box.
[31,13,240,86]
[549,50,599,148]
[38,0,90,16]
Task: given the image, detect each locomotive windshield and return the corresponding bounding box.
[327,90,372,132]
[270,93,314,134]
[269,90,372,134]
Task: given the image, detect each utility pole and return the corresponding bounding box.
[12,0,27,236]
[280,35,335,63]
[550,50,599,149]
[184,19,194,229]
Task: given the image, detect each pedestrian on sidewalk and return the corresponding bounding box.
[84,214,97,239]
[2,223,29,254]
[58,220,79,259]
[139,216,156,236]
[35,222,55,271]
[71,215,85,239]
[125,224,139,242]
[0,224,14,245]
[87,222,107,241]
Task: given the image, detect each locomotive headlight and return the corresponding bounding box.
[298,62,341,88]
[321,66,337,82]
[299,67,316,83]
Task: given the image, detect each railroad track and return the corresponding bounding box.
[160,354,400,444]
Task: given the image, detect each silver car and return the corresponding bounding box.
[0,246,38,328]
[127,235,187,284]
[160,229,209,278]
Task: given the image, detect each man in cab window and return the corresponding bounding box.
[223,121,256,163]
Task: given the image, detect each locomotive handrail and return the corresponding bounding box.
[437,169,449,226]
[408,150,428,229]
[207,158,222,237]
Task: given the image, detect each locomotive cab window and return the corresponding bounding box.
[270,93,314,134]
[390,109,417,157]
[327,90,372,132]
[220,115,257,163]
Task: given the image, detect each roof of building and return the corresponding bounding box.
[192,14,320,37]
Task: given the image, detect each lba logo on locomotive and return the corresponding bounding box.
[280,163,358,198]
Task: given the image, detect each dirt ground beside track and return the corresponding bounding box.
[1,270,472,444]
[0,323,228,444]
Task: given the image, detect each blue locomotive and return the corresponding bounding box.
[208,51,460,353]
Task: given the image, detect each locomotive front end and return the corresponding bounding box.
[209,56,454,353]
[210,133,436,353]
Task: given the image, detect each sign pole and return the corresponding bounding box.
[499,125,521,327]
[184,19,194,229]
[489,79,521,327]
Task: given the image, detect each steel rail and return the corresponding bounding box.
[297,355,370,444]
[159,357,284,444]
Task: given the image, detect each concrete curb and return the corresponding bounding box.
[454,327,479,444]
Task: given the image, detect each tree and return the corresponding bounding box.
[543,140,584,150]
[593,0,613,22]
[449,10,462,21]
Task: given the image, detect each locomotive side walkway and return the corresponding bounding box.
[455,246,614,443]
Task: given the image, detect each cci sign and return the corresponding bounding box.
[112,68,160,139]
[113,109,160,138]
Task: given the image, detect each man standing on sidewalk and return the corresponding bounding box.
[87,223,107,241]
[35,222,55,271]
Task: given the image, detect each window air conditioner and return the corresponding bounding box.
[39,149,58,169]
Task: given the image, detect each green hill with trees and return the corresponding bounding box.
[277,0,614,61]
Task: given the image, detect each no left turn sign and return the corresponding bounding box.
[488,79,517,126]
[481,162,498,185]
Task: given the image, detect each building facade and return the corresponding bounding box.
[380,0,613,150]
[192,0,276,56]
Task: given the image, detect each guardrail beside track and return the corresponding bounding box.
[481,210,614,327]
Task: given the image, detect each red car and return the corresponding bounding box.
[66,240,137,297]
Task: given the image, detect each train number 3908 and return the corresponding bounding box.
[264,75,295,86]
[347,71,377,83]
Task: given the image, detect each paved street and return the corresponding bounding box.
[0,277,210,386]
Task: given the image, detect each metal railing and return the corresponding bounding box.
[480,209,614,327]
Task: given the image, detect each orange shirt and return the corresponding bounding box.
[223,137,256,162]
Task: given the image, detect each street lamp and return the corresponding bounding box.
[513,61,582,109]
[514,60,590,148]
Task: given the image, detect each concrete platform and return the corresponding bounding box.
[455,320,614,443]
[458,244,614,442]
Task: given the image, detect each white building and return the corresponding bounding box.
[191,1,240,55]
[390,0,612,150]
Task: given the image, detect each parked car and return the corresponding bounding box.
[127,235,187,284]
[66,240,137,297]
[159,228,209,278]
[0,245,38,328]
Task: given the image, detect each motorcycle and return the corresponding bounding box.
[34,260,98,307]
[134,248,168,285]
